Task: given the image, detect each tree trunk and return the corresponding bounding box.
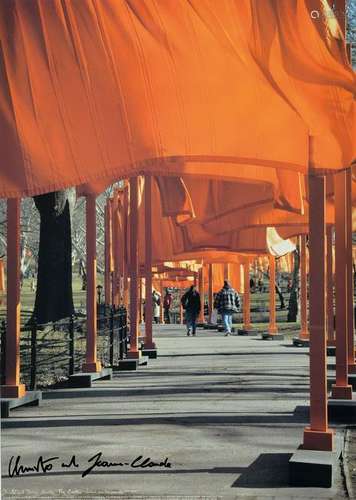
[275,284,285,309]
[287,248,300,322]
[32,190,74,324]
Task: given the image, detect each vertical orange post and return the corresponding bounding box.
[139,278,143,324]
[1,199,26,398]
[117,194,125,305]
[331,171,352,399]
[299,235,308,339]
[112,190,120,308]
[179,289,184,325]
[243,261,251,330]
[346,169,356,373]
[208,263,213,323]
[198,265,205,323]
[326,226,334,345]
[127,176,140,359]
[303,175,333,451]
[0,258,5,293]
[144,174,155,349]
[123,185,129,308]
[160,282,164,323]
[115,192,122,306]
[83,194,101,373]
[104,201,111,305]
[268,255,277,334]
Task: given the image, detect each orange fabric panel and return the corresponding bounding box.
[229,263,244,293]
[212,263,225,293]
[155,177,195,223]
[202,196,335,235]
[135,174,299,261]
[138,176,186,263]
[7,0,354,197]
[249,0,355,173]
[182,171,304,223]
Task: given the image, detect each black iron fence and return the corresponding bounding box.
[0,306,128,390]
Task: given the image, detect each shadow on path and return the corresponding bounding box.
[159,351,308,358]
[39,386,308,401]
[2,453,293,491]
[232,453,293,488]
[2,412,309,429]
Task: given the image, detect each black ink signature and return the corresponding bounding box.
[82,452,171,477]
[8,452,172,478]
[8,455,59,477]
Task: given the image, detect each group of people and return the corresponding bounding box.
[181,281,240,336]
[249,277,265,293]
[149,281,241,336]
[151,288,173,324]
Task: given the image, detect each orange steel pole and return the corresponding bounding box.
[179,289,184,324]
[160,282,164,323]
[123,185,129,308]
[208,263,213,323]
[198,265,205,323]
[104,201,111,305]
[268,255,277,334]
[83,194,101,373]
[115,193,123,306]
[1,199,26,398]
[111,194,117,306]
[346,169,356,373]
[331,171,352,399]
[127,176,140,358]
[144,175,155,349]
[139,278,143,324]
[346,169,356,372]
[303,175,333,451]
[117,194,125,305]
[243,261,251,330]
[326,226,335,345]
[112,190,120,308]
[299,235,308,339]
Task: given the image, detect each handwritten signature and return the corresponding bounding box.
[8,452,172,478]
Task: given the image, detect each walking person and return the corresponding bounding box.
[214,280,240,336]
[163,288,173,324]
[181,285,201,336]
[152,289,161,324]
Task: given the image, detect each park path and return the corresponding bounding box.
[1,325,348,499]
[345,428,356,499]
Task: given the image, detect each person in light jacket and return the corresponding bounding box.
[214,281,240,336]
[152,290,161,324]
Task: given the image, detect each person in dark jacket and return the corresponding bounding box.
[163,288,173,324]
[214,280,240,336]
[181,285,201,336]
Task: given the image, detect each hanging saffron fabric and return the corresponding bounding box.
[1,0,353,199]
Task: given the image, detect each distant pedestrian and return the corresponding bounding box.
[163,288,173,324]
[181,285,201,336]
[214,280,240,336]
[249,277,255,293]
[258,278,263,293]
[152,290,161,324]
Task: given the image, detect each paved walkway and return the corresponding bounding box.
[1,325,349,499]
[345,427,356,499]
